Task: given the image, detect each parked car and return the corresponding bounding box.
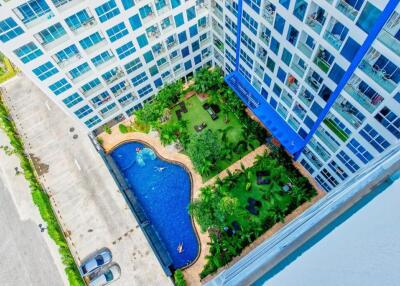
[79,248,112,277]
[89,263,121,286]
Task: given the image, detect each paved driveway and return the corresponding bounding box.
[0,132,65,286]
[1,75,171,286]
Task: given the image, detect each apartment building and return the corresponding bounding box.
[0,0,399,192]
[0,0,212,129]
[210,0,399,191]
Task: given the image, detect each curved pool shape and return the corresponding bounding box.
[111,142,199,269]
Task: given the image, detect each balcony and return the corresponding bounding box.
[323,19,348,50]
[306,4,326,34]
[359,60,397,94]
[139,5,155,24]
[377,12,400,56]
[212,21,224,36]
[314,47,333,73]
[55,53,82,69]
[81,84,104,98]
[256,47,267,62]
[214,38,224,52]
[91,95,112,109]
[100,104,119,119]
[323,117,349,142]
[13,5,55,29]
[212,3,223,19]
[196,0,208,13]
[254,65,264,80]
[291,60,307,78]
[260,29,270,46]
[280,90,293,107]
[155,0,170,16]
[51,0,81,10]
[262,2,276,25]
[287,74,299,94]
[336,0,361,21]
[70,17,97,35]
[104,69,125,84]
[306,71,322,91]
[39,33,70,51]
[333,97,365,129]
[309,138,331,162]
[315,127,340,152]
[146,25,161,40]
[293,102,306,119]
[152,43,166,57]
[161,16,173,31]
[298,88,314,107]
[288,115,300,131]
[113,83,131,96]
[303,147,323,169]
[344,81,383,113]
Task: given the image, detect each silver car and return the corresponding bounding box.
[89,264,121,286]
[79,248,112,277]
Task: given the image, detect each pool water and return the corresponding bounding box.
[111,142,199,269]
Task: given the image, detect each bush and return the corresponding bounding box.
[103,124,112,134]
[119,124,128,134]
[174,270,187,286]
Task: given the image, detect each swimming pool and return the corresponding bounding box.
[110,141,199,269]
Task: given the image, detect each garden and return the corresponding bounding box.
[128,67,267,179]
[189,148,317,278]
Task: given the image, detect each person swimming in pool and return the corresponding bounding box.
[155,166,166,172]
[177,242,184,253]
[136,147,142,152]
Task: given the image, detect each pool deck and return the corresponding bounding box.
[99,121,325,285]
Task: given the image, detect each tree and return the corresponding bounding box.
[192,67,224,93]
[174,270,186,286]
[186,130,222,176]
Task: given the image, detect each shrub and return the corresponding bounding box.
[103,124,112,134]
[174,270,187,286]
[119,124,128,134]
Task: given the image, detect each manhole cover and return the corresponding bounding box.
[69,127,75,132]
[73,134,78,139]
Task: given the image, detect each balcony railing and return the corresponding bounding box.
[336,0,359,21]
[359,59,397,94]
[344,83,382,113]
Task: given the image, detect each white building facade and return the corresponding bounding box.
[0,0,399,192]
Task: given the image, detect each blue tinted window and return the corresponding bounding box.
[137,34,148,48]
[121,0,134,10]
[63,92,83,108]
[74,105,93,119]
[186,6,196,21]
[359,124,390,153]
[174,13,184,27]
[0,18,24,43]
[277,68,286,83]
[328,64,345,84]
[192,40,200,52]
[341,37,360,62]
[154,78,162,88]
[143,51,154,63]
[347,138,374,164]
[184,60,192,70]
[49,78,71,95]
[293,0,307,21]
[263,74,271,86]
[304,116,314,129]
[14,42,43,63]
[171,0,180,8]
[274,14,285,34]
[281,49,292,66]
[106,22,128,42]
[311,102,322,116]
[189,24,198,37]
[194,54,201,65]
[243,0,261,14]
[279,0,290,9]
[116,41,136,59]
[356,2,381,33]
[33,61,59,80]
[270,37,280,55]
[178,31,187,43]
[129,14,142,30]
[181,46,190,57]
[95,0,120,23]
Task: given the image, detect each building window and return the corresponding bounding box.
[0,17,24,43]
[79,32,104,50]
[129,14,142,30]
[91,50,114,66]
[243,0,261,14]
[337,150,359,173]
[14,42,43,63]
[240,50,253,69]
[242,11,258,35]
[32,61,58,81]
[137,34,148,48]
[49,78,71,95]
[106,22,128,42]
[63,92,83,108]
[54,44,79,63]
[347,138,374,164]
[81,78,101,93]
[85,116,101,128]
[374,107,400,139]
[270,37,280,55]
[321,168,338,187]
[35,23,66,45]
[241,32,255,53]
[116,41,136,59]
[359,124,391,153]
[143,51,154,63]
[315,175,332,191]
[74,105,93,119]
[186,6,196,21]
[137,84,153,97]
[124,58,143,74]
[64,9,93,31]
[68,62,91,79]
[328,160,348,180]
[274,14,285,34]
[171,0,181,8]
[131,72,148,86]
[95,0,120,23]
[121,0,135,10]
[189,24,198,37]
[174,13,184,27]
[300,159,315,174]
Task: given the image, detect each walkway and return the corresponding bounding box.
[1,75,171,286]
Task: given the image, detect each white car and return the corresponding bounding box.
[79,248,112,277]
[89,264,121,286]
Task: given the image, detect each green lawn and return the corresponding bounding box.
[170,95,260,178]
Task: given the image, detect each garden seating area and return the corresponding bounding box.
[190,149,317,279]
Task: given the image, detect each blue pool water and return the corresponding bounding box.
[111,142,199,269]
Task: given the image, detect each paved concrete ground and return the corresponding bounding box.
[1,75,171,286]
[0,131,65,286]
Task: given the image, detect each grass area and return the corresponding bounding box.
[169,95,260,178]
[0,55,17,84]
[190,149,317,278]
[323,118,349,142]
